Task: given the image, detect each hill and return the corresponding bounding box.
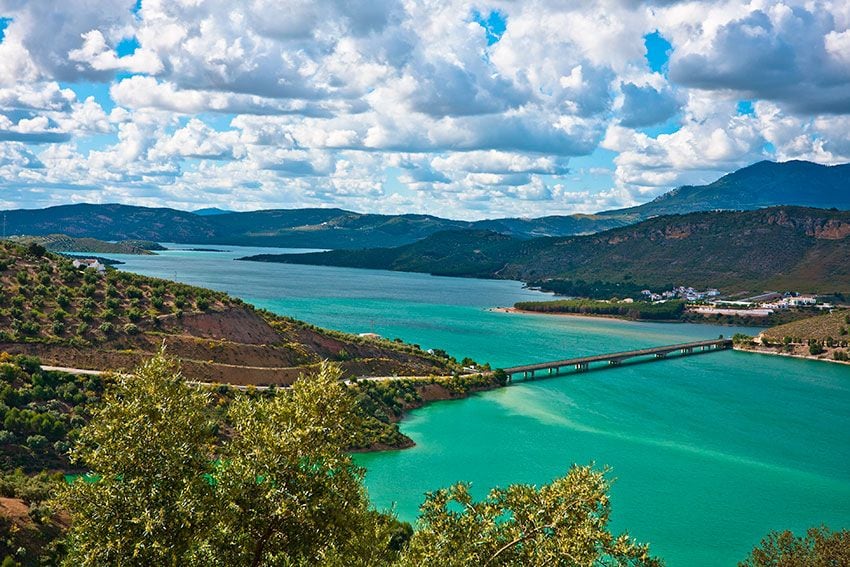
[600,160,850,221]
[0,240,455,385]
[2,160,845,249]
[246,207,850,294]
[762,310,850,342]
[8,234,158,255]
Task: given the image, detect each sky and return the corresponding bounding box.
[0,1,848,219]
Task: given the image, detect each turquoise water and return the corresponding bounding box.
[115,244,850,566]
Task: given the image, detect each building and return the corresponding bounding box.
[72,258,105,272]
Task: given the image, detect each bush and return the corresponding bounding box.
[98,322,115,335]
[122,323,140,336]
[25,435,48,450]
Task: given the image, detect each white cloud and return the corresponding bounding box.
[0,0,849,218]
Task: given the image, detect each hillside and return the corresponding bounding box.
[1,161,847,249]
[0,241,455,385]
[247,207,850,294]
[8,234,159,255]
[599,160,850,221]
[762,310,850,341]
[1,203,626,249]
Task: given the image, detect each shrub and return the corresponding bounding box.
[98,322,115,335]
[122,323,140,336]
[25,434,48,450]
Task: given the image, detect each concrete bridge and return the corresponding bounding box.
[503,338,732,382]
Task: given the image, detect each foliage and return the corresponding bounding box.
[401,465,661,567]
[60,353,218,567]
[515,299,685,321]
[739,526,850,566]
[0,353,104,471]
[59,354,409,566]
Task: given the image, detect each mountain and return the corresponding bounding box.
[600,160,850,221]
[0,203,626,249]
[243,207,850,294]
[192,207,233,216]
[1,161,848,248]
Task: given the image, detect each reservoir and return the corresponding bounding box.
[115,244,850,566]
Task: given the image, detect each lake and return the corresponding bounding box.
[115,243,850,566]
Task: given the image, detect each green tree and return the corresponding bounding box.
[400,465,661,567]
[59,353,218,567]
[740,526,850,566]
[205,361,400,566]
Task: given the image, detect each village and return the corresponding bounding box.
[638,286,834,318]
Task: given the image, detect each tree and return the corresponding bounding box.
[59,352,218,567]
[740,526,850,566]
[400,465,661,567]
[59,355,404,567]
[204,361,403,567]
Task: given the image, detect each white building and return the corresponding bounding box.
[72,258,105,272]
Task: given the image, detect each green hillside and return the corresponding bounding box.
[762,310,850,342]
[3,159,847,249]
[0,240,455,385]
[8,234,158,255]
[599,160,850,221]
[249,207,850,294]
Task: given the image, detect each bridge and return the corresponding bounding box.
[502,338,732,382]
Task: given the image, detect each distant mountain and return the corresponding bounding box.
[1,160,847,248]
[193,207,233,216]
[244,207,850,294]
[0,203,627,249]
[600,160,850,221]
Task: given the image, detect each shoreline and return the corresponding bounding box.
[490,306,645,324]
[491,306,773,327]
[734,345,850,366]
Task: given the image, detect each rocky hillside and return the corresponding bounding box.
[0,241,455,385]
[251,207,850,294]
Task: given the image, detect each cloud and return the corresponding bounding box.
[0,0,849,218]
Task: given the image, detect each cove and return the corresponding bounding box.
[114,244,850,566]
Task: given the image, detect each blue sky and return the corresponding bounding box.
[0,0,848,218]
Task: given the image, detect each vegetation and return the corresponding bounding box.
[0,353,104,472]
[762,310,850,342]
[734,311,850,363]
[528,279,661,300]
[7,235,158,255]
[514,299,686,321]
[6,161,850,251]
[53,352,659,567]
[740,526,850,567]
[0,240,455,384]
[257,206,850,294]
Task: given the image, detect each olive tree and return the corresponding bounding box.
[400,465,661,567]
[60,353,218,567]
[204,362,404,566]
[740,526,850,567]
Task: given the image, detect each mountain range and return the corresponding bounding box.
[244,206,850,294]
[2,160,847,249]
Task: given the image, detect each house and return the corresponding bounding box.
[788,296,817,307]
[72,258,105,272]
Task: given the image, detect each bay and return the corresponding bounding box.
[114,243,850,566]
